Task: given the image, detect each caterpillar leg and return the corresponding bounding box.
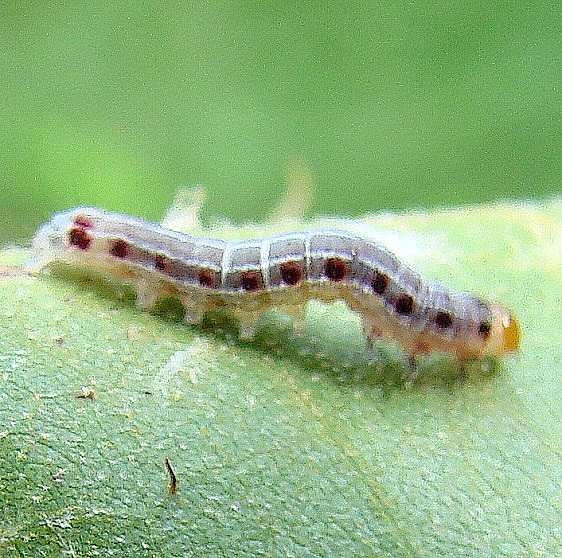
[280,305,306,335]
[405,342,430,382]
[406,354,420,381]
[179,294,208,326]
[361,317,382,350]
[135,279,160,311]
[234,311,262,341]
[183,305,206,326]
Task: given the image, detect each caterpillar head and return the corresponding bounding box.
[485,304,520,356]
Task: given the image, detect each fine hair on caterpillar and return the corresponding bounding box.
[30,207,521,372]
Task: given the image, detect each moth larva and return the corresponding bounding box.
[30,207,520,362]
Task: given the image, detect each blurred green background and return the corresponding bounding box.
[1,1,559,243]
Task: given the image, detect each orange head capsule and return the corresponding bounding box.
[485,304,521,356]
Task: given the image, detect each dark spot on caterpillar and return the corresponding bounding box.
[478,321,491,338]
[68,227,92,250]
[154,254,170,272]
[435,311,453,329]
[395,294,414,315]
[73,215,93,229]
[241,271,261,291]
[110,239,129,259]
[280,261,303,286]
[324,258,348,282]
[198,270,215,288]
[371,271,389,294]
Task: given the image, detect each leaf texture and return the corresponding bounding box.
[1,200,561,557]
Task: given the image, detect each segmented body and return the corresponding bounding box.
[31,207,519,360]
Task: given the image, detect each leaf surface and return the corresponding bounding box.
[1,200,561,557]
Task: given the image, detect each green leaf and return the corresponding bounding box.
[1,200,561,557]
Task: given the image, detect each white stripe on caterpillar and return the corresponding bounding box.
[30,207,520,361]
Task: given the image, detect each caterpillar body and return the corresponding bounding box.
[31,207,520,362]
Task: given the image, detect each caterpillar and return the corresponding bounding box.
[30,207,520,363]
